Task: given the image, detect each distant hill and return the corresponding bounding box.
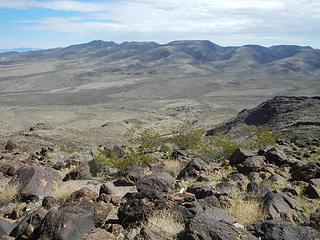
[206,96,320,141]
[0,48,41,53]
[0,40,319,107]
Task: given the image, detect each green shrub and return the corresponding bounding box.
[135,128,164,152]
[171,129,204,150]
[208,132,240,160]
[94,148,155,171]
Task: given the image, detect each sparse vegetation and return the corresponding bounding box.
[0,184,19,207]
[53,181,81,203]
[224,193,265,227]
[164,159,182,177]
[94,148,156,172]
[146,209,184,237]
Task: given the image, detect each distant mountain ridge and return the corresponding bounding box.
[0,48,40,53]
[0,40,319,107]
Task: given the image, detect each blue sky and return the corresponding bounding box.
[0,0,319,49]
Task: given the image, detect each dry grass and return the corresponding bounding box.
[52,181,81,203]
[164,159,182,177]
[146,209,184,237]
[225,193,265,227]
[0,183,19,206]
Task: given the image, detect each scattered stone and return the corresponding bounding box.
[42,196,57,210]
[229,148,254,165]
[177,159,210,180]
[99,142,126,158]
[67,187,98,203]
[0,163,17,177]
[215,182,239,194]
[310,208,320,230]
[52,161,66,170]
[291,162,320,182]
[63,164,92,181]
[263,191,302,222]
[118,191,167,227]
[35,206,95,240]
[304,184,320,199]
[136,227,174,240]
[167,193,203,222]
[253,220,320,240]
[82,228,115,240]
[114,166,145,186]
[10,209,47,239]
[136,172,175,193]
[4,141,17,151]
[236,156,266,174]
[0,219,16,238]
[10,165,60,201]
[182,213,258,240]
[247,182,271,199]
[265,147,289,166]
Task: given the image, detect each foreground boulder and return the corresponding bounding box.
[136,172,175,193]
[263,191,302,222]
[253,220,320,240]
[63,164,92,181]
[229,148,254,165]
[177,160,210,180]
[290,162,320,182]
[10,166,60,201]
[10,209,46,239]
[118,191,167,227]
[265,148,289,166]
[181,210,257,240]
[0,219,16,238]
[236,156,266,174]
[114,166,145,186]
[35,206,95,240]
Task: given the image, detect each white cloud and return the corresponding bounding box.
[2,0,320,47]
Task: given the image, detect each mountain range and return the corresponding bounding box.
[0,40,319,134]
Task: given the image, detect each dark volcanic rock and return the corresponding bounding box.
[35,206,95,240]
[136,172,175,193]
[167,193,203,222]
[82,229,115,240]
[114,166,145,186]
[265,148,289,166]
[310,208,320,230]
[229,148,254,165]
[10,209,47,239]
[0,219,16,238]
[236,156,266,174]
[63,164,92,181]
[138,227,175,240]
[118,191,167,227]
[304,184,320,199]
[177,159,210,180]
[4,140,17,151]
[247,182,271,199]
[253,220,320,240]
[42,196,57,210]
[10,165,60,201]
[182,214,258,240]
[262,191,303,222]
[290,162,320,182]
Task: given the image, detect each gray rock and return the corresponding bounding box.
[136,172,175,193]
[229,148,254,165]
[253,220,320,240]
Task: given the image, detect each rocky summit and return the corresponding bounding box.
[0,95,319,240]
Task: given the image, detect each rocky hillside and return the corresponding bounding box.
[0,96,319,239]
[207,96,320,141]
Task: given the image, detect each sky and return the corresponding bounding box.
[0,0,319,49]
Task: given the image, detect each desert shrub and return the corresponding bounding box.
[170,129,204,150]
[0,183,19,207]
[136,128,164,152]
[164,159,182,177]
[146,209,184,236]
[224,193,265,227]
[208,132,240,160]
[94,148,155,171]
